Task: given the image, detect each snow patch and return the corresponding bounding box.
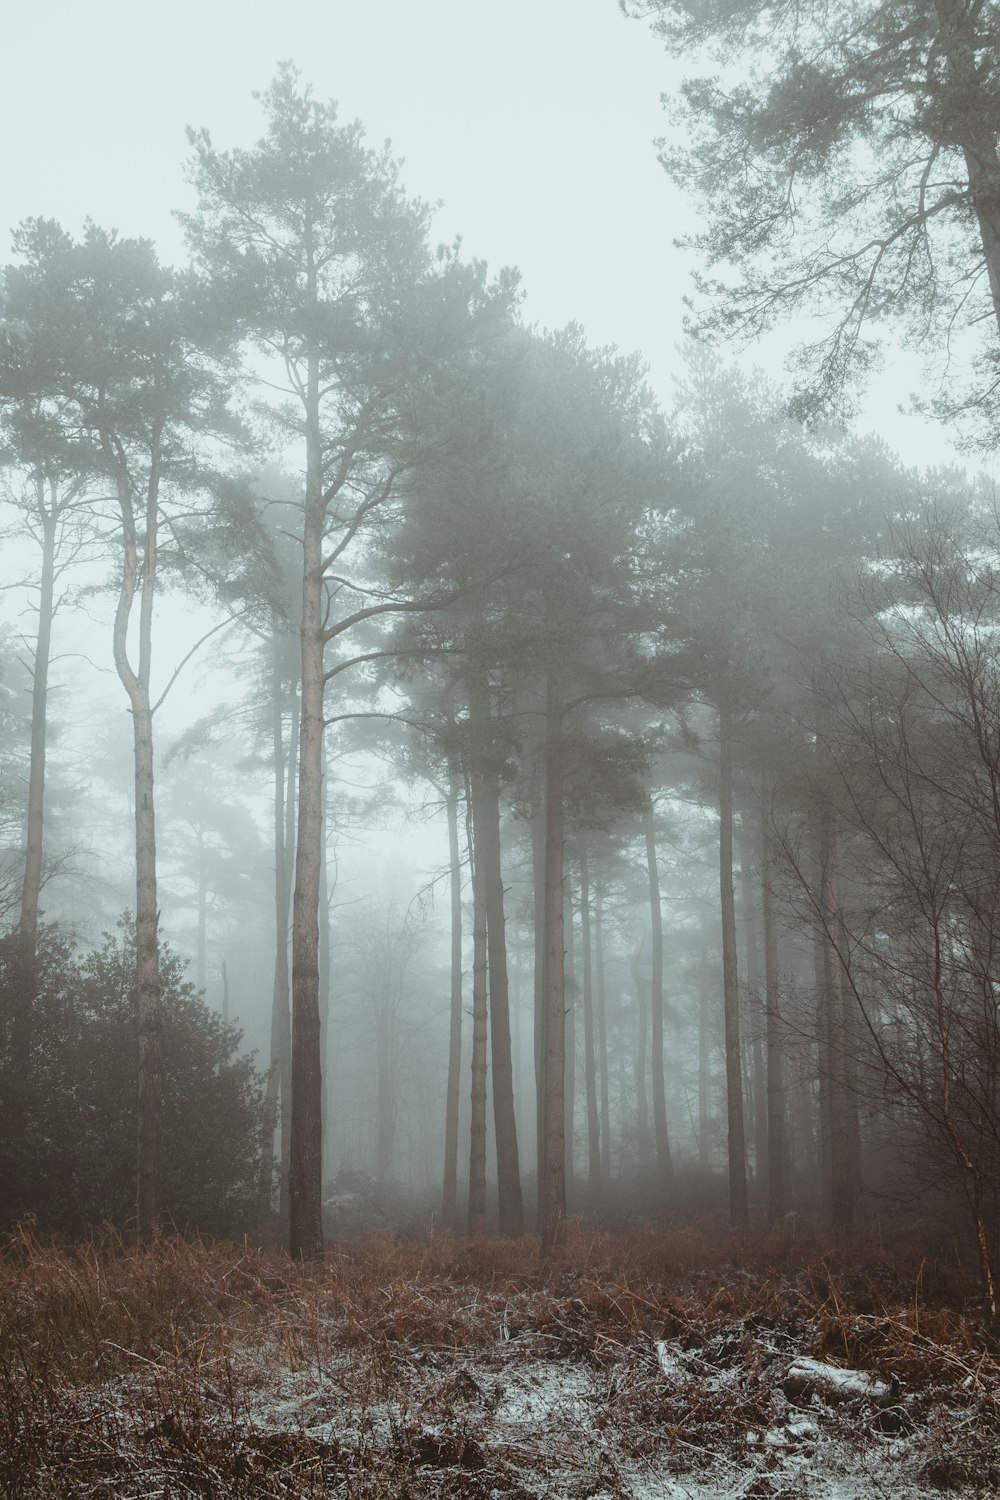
[784,1356,893,1404]
[654,1338,689,1382]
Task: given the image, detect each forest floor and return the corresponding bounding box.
[0,1225,997,1499]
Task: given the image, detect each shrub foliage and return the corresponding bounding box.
[0,921,269,1238]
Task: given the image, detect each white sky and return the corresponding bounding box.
[0,0,970,469]
[1,0,988,1011]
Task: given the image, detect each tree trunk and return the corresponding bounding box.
[132,695,161,1244]
[580,848,602,1197]
[289,348,325,1260]
[644,809,674,1187]
[469,672,523,1237]
[539,675,567,1256]
[260,627,294,1228]
[375,994,395,1184]
[760,778,786,1223]
[531,761,547,1234]
[512,951,524,1154]
[318,748,332,1183]
[10,480,57,1157]
[814,692,857,1238]
[468,775,488,1236]
[107,435,163,1245]
[279,683,298,1234]
[18,480,55,958]
[719,700,750,1233]
[740,853,767,1197]
[631,947,652,1166]
[813,920,832,1205]
[819,814,857,1238]
[698,920,711,1172]
[196,827,208,993]
[442,763,464,1226]
[595,881,612,1187]
[564,878,577,1194]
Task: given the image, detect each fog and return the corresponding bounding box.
[3,0,1000,1342]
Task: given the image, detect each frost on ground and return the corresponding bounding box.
[49,1332,995,1499]
[2,1233,998,1498]
[216,1339,977,1500]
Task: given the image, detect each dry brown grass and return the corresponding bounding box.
[0,1223,995,1498]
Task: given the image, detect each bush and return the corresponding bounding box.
[0,920,270,1239]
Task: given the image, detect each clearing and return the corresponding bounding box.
[1,1228,997,1498]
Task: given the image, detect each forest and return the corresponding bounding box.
[4,4,1000,1495]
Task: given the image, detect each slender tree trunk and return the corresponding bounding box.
[819,815,857,1237]
[289,345,325,1259]
[539,675,567,1255]
[260,629,294,1226]
[813,920,832,1206]
[698,920,711,1172]
[442,763,464,1225]
[469,672,523,1237]
[318,749,331,1180]
[512,950,524,1152]
[531,761,547,1233]
[841,904,862,1214]
[632,947,652,1166]
[132,693,161,1243]
[760,777,786,1223]
[789,1047,813,1182]
[814,697,859,1237]
[468,776,488,1236]
[375,997,395,1184]
[580,849,602,1197]
[18,482,55,958]
[595,881,612,1187]
[279,684,298,1233]
[645,810,674,1187]
[741,854,767,1196]
[107,436,163,1244]
[10,482,57,1157]
[719,700,750,1233]
[564,877,577,1194]
[196,827,208,993]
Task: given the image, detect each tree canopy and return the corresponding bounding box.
[624,0,1000,434]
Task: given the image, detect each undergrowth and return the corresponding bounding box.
[0,1225,995,1498]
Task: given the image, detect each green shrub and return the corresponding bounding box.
[0,920,270,1239]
